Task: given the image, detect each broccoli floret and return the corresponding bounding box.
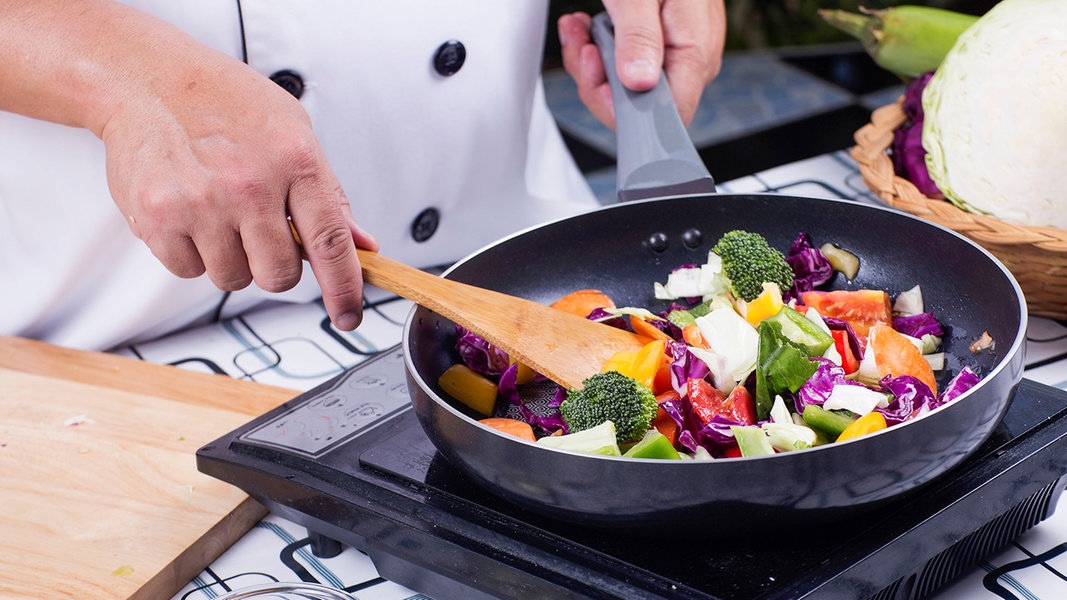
[712,230,795,302]
[560,371,657,444]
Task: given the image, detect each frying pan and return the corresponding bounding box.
[402,14,1026,533]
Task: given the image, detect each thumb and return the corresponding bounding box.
[604,0,664,92]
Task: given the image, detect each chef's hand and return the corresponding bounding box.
[1,0,377,332]
[557,0,726,128]
[105,49,379,333]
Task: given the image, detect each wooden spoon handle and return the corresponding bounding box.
[356,249,645,389]
[356,249,488,319]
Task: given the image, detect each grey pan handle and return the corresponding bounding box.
[590,12,716,202]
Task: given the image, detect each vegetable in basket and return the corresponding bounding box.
[843,1,1067,231]
[922,0,1067,230]
[819,5,977,79]
[891,71,941,199]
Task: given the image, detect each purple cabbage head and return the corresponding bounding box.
[891,70,942,198]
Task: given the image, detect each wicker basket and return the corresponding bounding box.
[852,99,1067,321]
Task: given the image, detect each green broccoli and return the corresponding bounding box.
[560,371,657,444]
[712,230,795,302]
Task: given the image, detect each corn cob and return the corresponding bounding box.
[819,5,979,79]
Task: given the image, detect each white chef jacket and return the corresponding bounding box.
[0,0,597,351]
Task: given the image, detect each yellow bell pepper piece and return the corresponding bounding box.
[438,364,498,416]
[836,411,888,441]
[744,282,785,326]
[601,350,638,376]
[601,339,666,390]
[628,339,667,389]
[508,358,537,385]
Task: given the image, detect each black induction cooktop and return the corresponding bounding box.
[197,345,1067,600]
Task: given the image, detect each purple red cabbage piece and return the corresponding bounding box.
[875,375,936,425]
[820,316,864,361]
[793,355,982,426]
[891,312,944,339]
[497,363,568,434]
[660,395,745,455]
[875,366,981,422]
[587,307,628,330]
[455,325,510,377]
[786,232,833,298]
[653,310,684,341]
[667,340,710,396]
[660,340,751,455]
[792,358,867,413]
[936,365,981,405]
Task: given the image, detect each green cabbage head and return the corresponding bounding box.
[922,0,1067,229]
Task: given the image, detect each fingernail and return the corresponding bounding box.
[335,312,361,331]
[624,58,659,83]
[559,13,576,44]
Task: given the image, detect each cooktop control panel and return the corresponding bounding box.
[239,347,409,458]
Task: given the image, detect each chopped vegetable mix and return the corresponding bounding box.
[440,230,985,459]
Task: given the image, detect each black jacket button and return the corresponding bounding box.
[269,70,305,99]
[433,40,466,76]
[411,208,440,242]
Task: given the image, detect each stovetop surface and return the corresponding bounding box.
[198,346,1067,600]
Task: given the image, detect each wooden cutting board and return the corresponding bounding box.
[0,336,298,600]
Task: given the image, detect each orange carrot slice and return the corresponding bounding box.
[629,314,673,342]
[682,323,709,348]
[550,289,615,318]
[479,417,537,441]
[868,324,938,394]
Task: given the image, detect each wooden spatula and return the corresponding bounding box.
[356,249,647,390]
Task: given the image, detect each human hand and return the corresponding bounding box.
[557,0,726,128]
[1,1,377,332]
[93,14,378,331]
